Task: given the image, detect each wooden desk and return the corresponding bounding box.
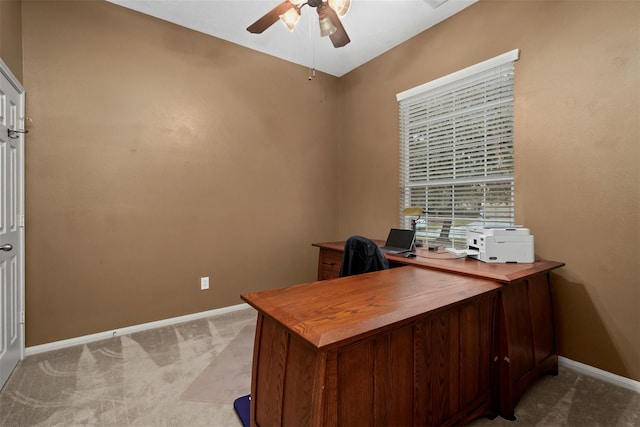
[312,241,565,420]
[242,267,502,427]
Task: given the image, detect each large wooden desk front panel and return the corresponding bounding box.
[242,267,502,427]
[313,241,565,421]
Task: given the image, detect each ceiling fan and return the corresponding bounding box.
[247,0,351,48]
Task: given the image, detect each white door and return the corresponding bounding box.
[0,59,24,389]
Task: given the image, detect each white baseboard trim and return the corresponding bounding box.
[559,356,640,393]
[25,303,252,357]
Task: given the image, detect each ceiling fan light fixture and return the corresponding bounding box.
[318,14,337,37]
[247,0,350,48]
[279,6,301,31]
[328,0,350,17]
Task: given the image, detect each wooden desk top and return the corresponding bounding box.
[241,266,501,350]
[312,241,564,283]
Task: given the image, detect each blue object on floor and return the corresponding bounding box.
[233,394,251,427]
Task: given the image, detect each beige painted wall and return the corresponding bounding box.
[0,0,22,82]
[15,0,640,383]
[21,1,340,345]
[339,0,639,381]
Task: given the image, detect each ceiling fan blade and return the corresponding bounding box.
[324,5,350,47]
[247,1,295,34]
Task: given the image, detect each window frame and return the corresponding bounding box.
[396,49,520,248]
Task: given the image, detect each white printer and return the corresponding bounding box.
[466,226,534,263]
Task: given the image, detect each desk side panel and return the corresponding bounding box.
[414,307,460,425]
[253,315,287,426]
[416,293,498,425]
[283,335,323,426]
[529,273,556,365]
[318,248,342,281]
[499,273,558,419]
[335,326,415,427]
[253,314,324,427]
[335,292,498,426]
[337,340,375,426]
[502,279,536,380]
[375,327,414,426]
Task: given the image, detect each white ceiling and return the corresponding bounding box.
[106,0,477,77]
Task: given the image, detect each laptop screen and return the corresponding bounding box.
[385,228,415,249]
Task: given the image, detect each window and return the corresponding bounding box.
[397,50,519,248]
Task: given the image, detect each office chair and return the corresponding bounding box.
[339,235,389,277]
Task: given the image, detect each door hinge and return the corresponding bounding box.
[20,310,25,324]
[19,215,24,227]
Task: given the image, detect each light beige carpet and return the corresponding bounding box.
[0,308,258,427]
[181,324,254,404]
[1,306,638,427]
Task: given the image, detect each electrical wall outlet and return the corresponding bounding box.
[200,276,210,290]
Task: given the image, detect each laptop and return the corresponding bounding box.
[379,228,416,254]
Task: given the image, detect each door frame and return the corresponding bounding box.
[0,57,25,364]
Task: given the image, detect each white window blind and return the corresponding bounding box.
[397,49,519,248]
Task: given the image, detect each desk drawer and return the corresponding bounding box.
[318,249,342,280]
